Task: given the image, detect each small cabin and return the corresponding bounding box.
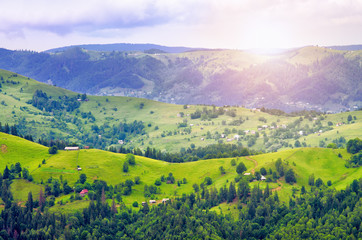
[162,198,170,203]
[244,173,251,176]
[77,167,82,171]
[142,202,147,206]
[149,200,156,204]
[261,175,267,181]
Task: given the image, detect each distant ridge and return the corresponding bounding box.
[45,43,208,53]
[326,45,362,51]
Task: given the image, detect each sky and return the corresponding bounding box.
[0,0,361,51]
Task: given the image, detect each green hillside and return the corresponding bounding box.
[1,68,361,155]
[1,132,360,211]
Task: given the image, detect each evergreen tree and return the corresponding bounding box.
[26,192,33,213]
[236,162,247,174]
[3,165,10,179]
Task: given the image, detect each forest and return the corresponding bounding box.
[0,166,360,239]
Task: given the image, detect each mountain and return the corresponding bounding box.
[0,45,361,112]
[45,43,207,53]
[326,45,362,51]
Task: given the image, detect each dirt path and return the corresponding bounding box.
[245,156,258,174]
[272,180,283,192]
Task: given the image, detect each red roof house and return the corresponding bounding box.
[80,189,89,197]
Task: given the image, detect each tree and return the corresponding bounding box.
[3,165,10,179]
[123,162,129,173]
[260,167,267,176]
[22,168,29,180]
[193,183,199,192]
[237,179,250,200]
[48,146,58,154]
[308,174,315,186]
[39,188,45,211]
[236,162,247,174]
[231,159,236,166]
[134,176,140,184]
[26,192,33,213]
[79,173,87,184]
[204,177,212,185]
[15,162,22,177]
[294,140,301,148]
[219,166,225,175]
[227,182,236,203]
[126,153,136,165]
[255,171,261,180]
[285,169,296,184]
[315,178,324,187]
[347,114,352,122]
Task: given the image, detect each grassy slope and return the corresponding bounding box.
[0,68,361,154]
[2,132,361,212]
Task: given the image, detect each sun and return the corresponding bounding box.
[241,20,292,49]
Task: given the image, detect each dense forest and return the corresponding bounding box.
[0,168,360,239]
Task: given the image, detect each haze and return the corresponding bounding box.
[0,0,361,51]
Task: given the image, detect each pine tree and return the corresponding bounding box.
[101,187,106,204]
[3,165,10,179]
[26,192,33,213]
[39,188,45,211]
[111,198,117,214]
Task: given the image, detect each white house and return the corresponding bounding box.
[149,200,156,204]
[64,146,79,151]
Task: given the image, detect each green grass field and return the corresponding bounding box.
[2,132,361,212]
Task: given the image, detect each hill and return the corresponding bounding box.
[0,68,361,154]
[0,45,361,112]
[1,132,360,210]
[44,43,207,53]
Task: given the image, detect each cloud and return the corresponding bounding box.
[0,0,200,35]
[0,0,361,50]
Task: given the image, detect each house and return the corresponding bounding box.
[84,146,89,149]
[261,175,266,181]
[221,134,225,138]
[162,198,170,203]
[201,138,204,141]
[234,135,240,140]
[77,167,82,171]
[64,146,79,151]
[142,202,147,206]
[149,200,156,204]
[244,173,251,176]
[80,189,88,197]
[118,140,124,144]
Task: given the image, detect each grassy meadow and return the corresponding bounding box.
[1,132,361,213]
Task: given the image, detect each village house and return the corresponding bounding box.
[80,189,88,197]
[149,200,156,204]
[64,146,79,151]
[162,198,170,203]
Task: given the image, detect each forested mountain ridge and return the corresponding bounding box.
[0,45,361,112]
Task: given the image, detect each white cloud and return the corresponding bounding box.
[0,0,361,50]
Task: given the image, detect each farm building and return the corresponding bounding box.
[64,146,79,151]
[149,200,156,204]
